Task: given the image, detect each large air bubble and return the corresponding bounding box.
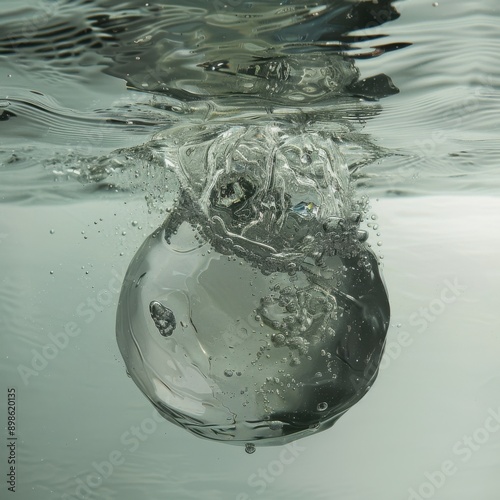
[116,124,390,447]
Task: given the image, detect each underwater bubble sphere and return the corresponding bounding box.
[116,124,390,448]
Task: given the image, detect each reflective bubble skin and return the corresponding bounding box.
[116,123,390,448]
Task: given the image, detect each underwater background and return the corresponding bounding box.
[1,0,500,499]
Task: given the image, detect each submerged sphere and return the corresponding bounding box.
[116,124,390,447]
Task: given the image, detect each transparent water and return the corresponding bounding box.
[1,0,499,499]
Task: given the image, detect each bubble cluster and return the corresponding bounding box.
[116,123,390,448]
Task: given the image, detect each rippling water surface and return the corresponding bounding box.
[1,0,500,499]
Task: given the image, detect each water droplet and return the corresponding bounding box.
[245,443,256,454]
[224,369,234,377]
[49,229,55,234]
[356,230,368,242]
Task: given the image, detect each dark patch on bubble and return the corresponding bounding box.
[210,176,257,213]
[149,301,176,337]
[0,109,16,121]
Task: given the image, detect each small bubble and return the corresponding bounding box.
[49,271,54,275]
[300,153,312,164]
[245,443,256,454]
[356,230,368,242]
[317,402,328,412]
[150,301,176,337]
[224,369,234,377]
[131,221,138,227]
[49,229,55,234]
[122,231,127,236]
